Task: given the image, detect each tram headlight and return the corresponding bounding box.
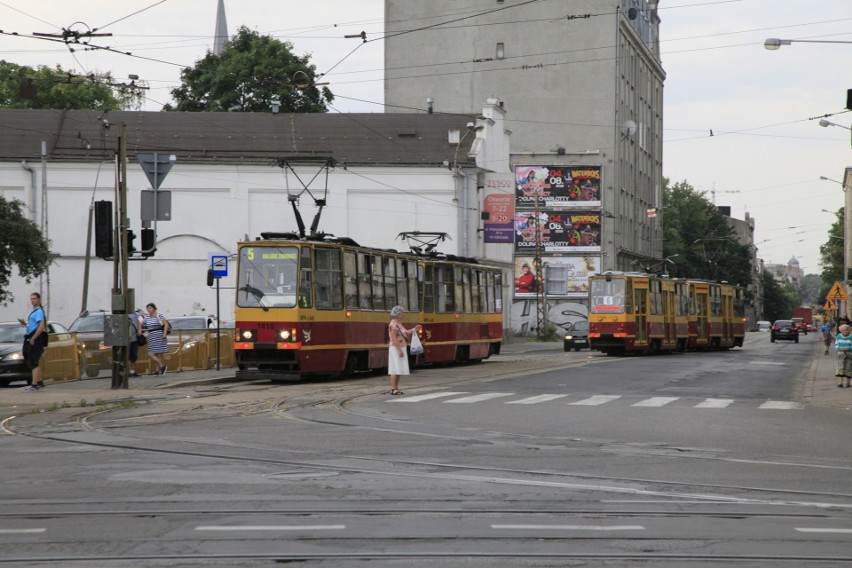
[240,329,256,341]
[278,329,291,341]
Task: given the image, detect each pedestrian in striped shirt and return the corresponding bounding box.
[834,324,852,388]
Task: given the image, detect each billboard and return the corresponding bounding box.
[514,211,601,253]
[482,173,515,243]
[515,165,601,208]
[513,256,600,298]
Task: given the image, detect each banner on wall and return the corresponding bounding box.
[482,173,515,243]
[513,256,600,298]
[514,211,601,253]
[515,165,601,208]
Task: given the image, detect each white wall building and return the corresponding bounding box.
[0,103,513,328]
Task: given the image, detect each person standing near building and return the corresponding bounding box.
[834,324,852,388]
[20,292,47,391]
[143,303,170,375]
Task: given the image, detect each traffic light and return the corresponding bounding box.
[140,228,155,257]
[94,200,113,259]
[126,229,137,255]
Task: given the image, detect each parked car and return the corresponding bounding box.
[756,320,771,332]
[68,310,121,378]
[771,320,799,343]
[0,320,77,386]
[563,320,590,352]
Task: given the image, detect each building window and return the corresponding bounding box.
[496,42,505,60]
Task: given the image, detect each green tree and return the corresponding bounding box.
[799,273,822,307]
[819,207,844,302]
[662,178,752,286]
[761,271,798,322]
[0,196,51,305]
[168,26,333,113]
[0,61,142,110]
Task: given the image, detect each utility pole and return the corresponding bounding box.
[534,190,546,339]
[110,124,132,389]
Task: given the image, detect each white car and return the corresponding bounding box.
[756,321,771,332]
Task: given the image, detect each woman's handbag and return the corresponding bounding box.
[137,334,147,347]
[409,332,424,355]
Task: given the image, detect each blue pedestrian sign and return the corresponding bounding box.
[211,255,228,278]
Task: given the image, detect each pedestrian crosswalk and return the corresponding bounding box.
[386,391,804,409]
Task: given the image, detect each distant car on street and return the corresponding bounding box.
[563,320,590,352]
[756,320,771,332]
[771,320,799,343]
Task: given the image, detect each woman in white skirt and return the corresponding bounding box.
[388,305,420,395]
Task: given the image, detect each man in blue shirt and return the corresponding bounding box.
[19,292,47,391]
[821,322,833,355]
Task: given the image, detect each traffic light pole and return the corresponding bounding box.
[112,124,130,389]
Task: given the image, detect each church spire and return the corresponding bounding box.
[213,0,228,55]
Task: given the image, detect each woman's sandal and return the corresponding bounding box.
[390,389,404,395]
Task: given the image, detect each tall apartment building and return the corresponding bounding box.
[385,0,665,286]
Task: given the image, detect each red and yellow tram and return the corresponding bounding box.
[233,233,504,380]
[587,272,745,355]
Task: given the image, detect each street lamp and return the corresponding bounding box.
[764,38,852,50]
[821,176,847,189]
[818,119,851,131]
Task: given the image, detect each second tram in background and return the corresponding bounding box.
[587,272,746,355]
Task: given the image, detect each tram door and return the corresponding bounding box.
[695,289,709,342]
[664,287,676,347]
[634,287,647,343]
[722,292,733,343]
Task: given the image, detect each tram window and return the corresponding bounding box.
[495,272,503,313]
[358,253,372,309]
[462,268,472,313]
[454,267,465,313]
[395,259,408,310]
[344,251,358,309]
[315,247,343,310]
[485,272,494,312]
[422,264,434,313]
[299,247,313,308]
[472,271,482,313]
[372,256,385,311]
[437,265,454,313]
[384,257,397,309]
[407,261,419,312]
[237,246,299,308]
[590,278,626,314]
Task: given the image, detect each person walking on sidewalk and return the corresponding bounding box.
[834,324,852,388]
[142,303,170,375]
[822,322,833,355]
[19,292,47,392]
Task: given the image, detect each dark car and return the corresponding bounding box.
[0,321,76,386]
[771,319,799,343]
[563,320,590,352]
[69,311,115,378]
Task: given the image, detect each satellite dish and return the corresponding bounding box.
[622,120,637,138]
[628,7,638,19]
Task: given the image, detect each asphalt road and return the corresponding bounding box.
[1,332,851,566]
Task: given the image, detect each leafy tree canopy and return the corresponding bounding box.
[168,26,333,113]
[0,196,51,305]
[761,271,798,323]
[662,178,753,287]
[0,60,142,110]
[818,206,844,303]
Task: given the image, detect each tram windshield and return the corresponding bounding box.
[590,278,626,313]
[237,246,299,308]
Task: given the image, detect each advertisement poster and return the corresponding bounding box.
[514,211,601,253]
[483,193,515,243]
[515,165,602,208]
[513,256,600,298]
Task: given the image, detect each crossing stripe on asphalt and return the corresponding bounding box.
[570,395,622,406]
[795,528,852,534]
[492,524,644,531]
[507,394,570,404]
[444,393,515,403]
[0,529,46,534]
[631,397,679,407]
[196,525,346,531]
[759,401,804,409]
[387,392,468,402]
[694,398,735,408]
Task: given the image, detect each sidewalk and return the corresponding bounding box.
[802,342,852,410]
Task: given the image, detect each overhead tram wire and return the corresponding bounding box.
[0,1,58,28]
[94,0,170,32]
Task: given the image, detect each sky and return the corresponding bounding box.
[0,0,850,274]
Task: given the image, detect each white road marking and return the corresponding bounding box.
[795,528,852,534]
[759,401,804,409]
[569,395,621,406]
[507,394,569,404]
[0,528,46,534]
[694,398,735,408]
[387,392,468,402]
[196,525,345,531]
[750,361,786,366]
[492,524,644,531]
[631,397,679,407]
[444,393,515,403]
